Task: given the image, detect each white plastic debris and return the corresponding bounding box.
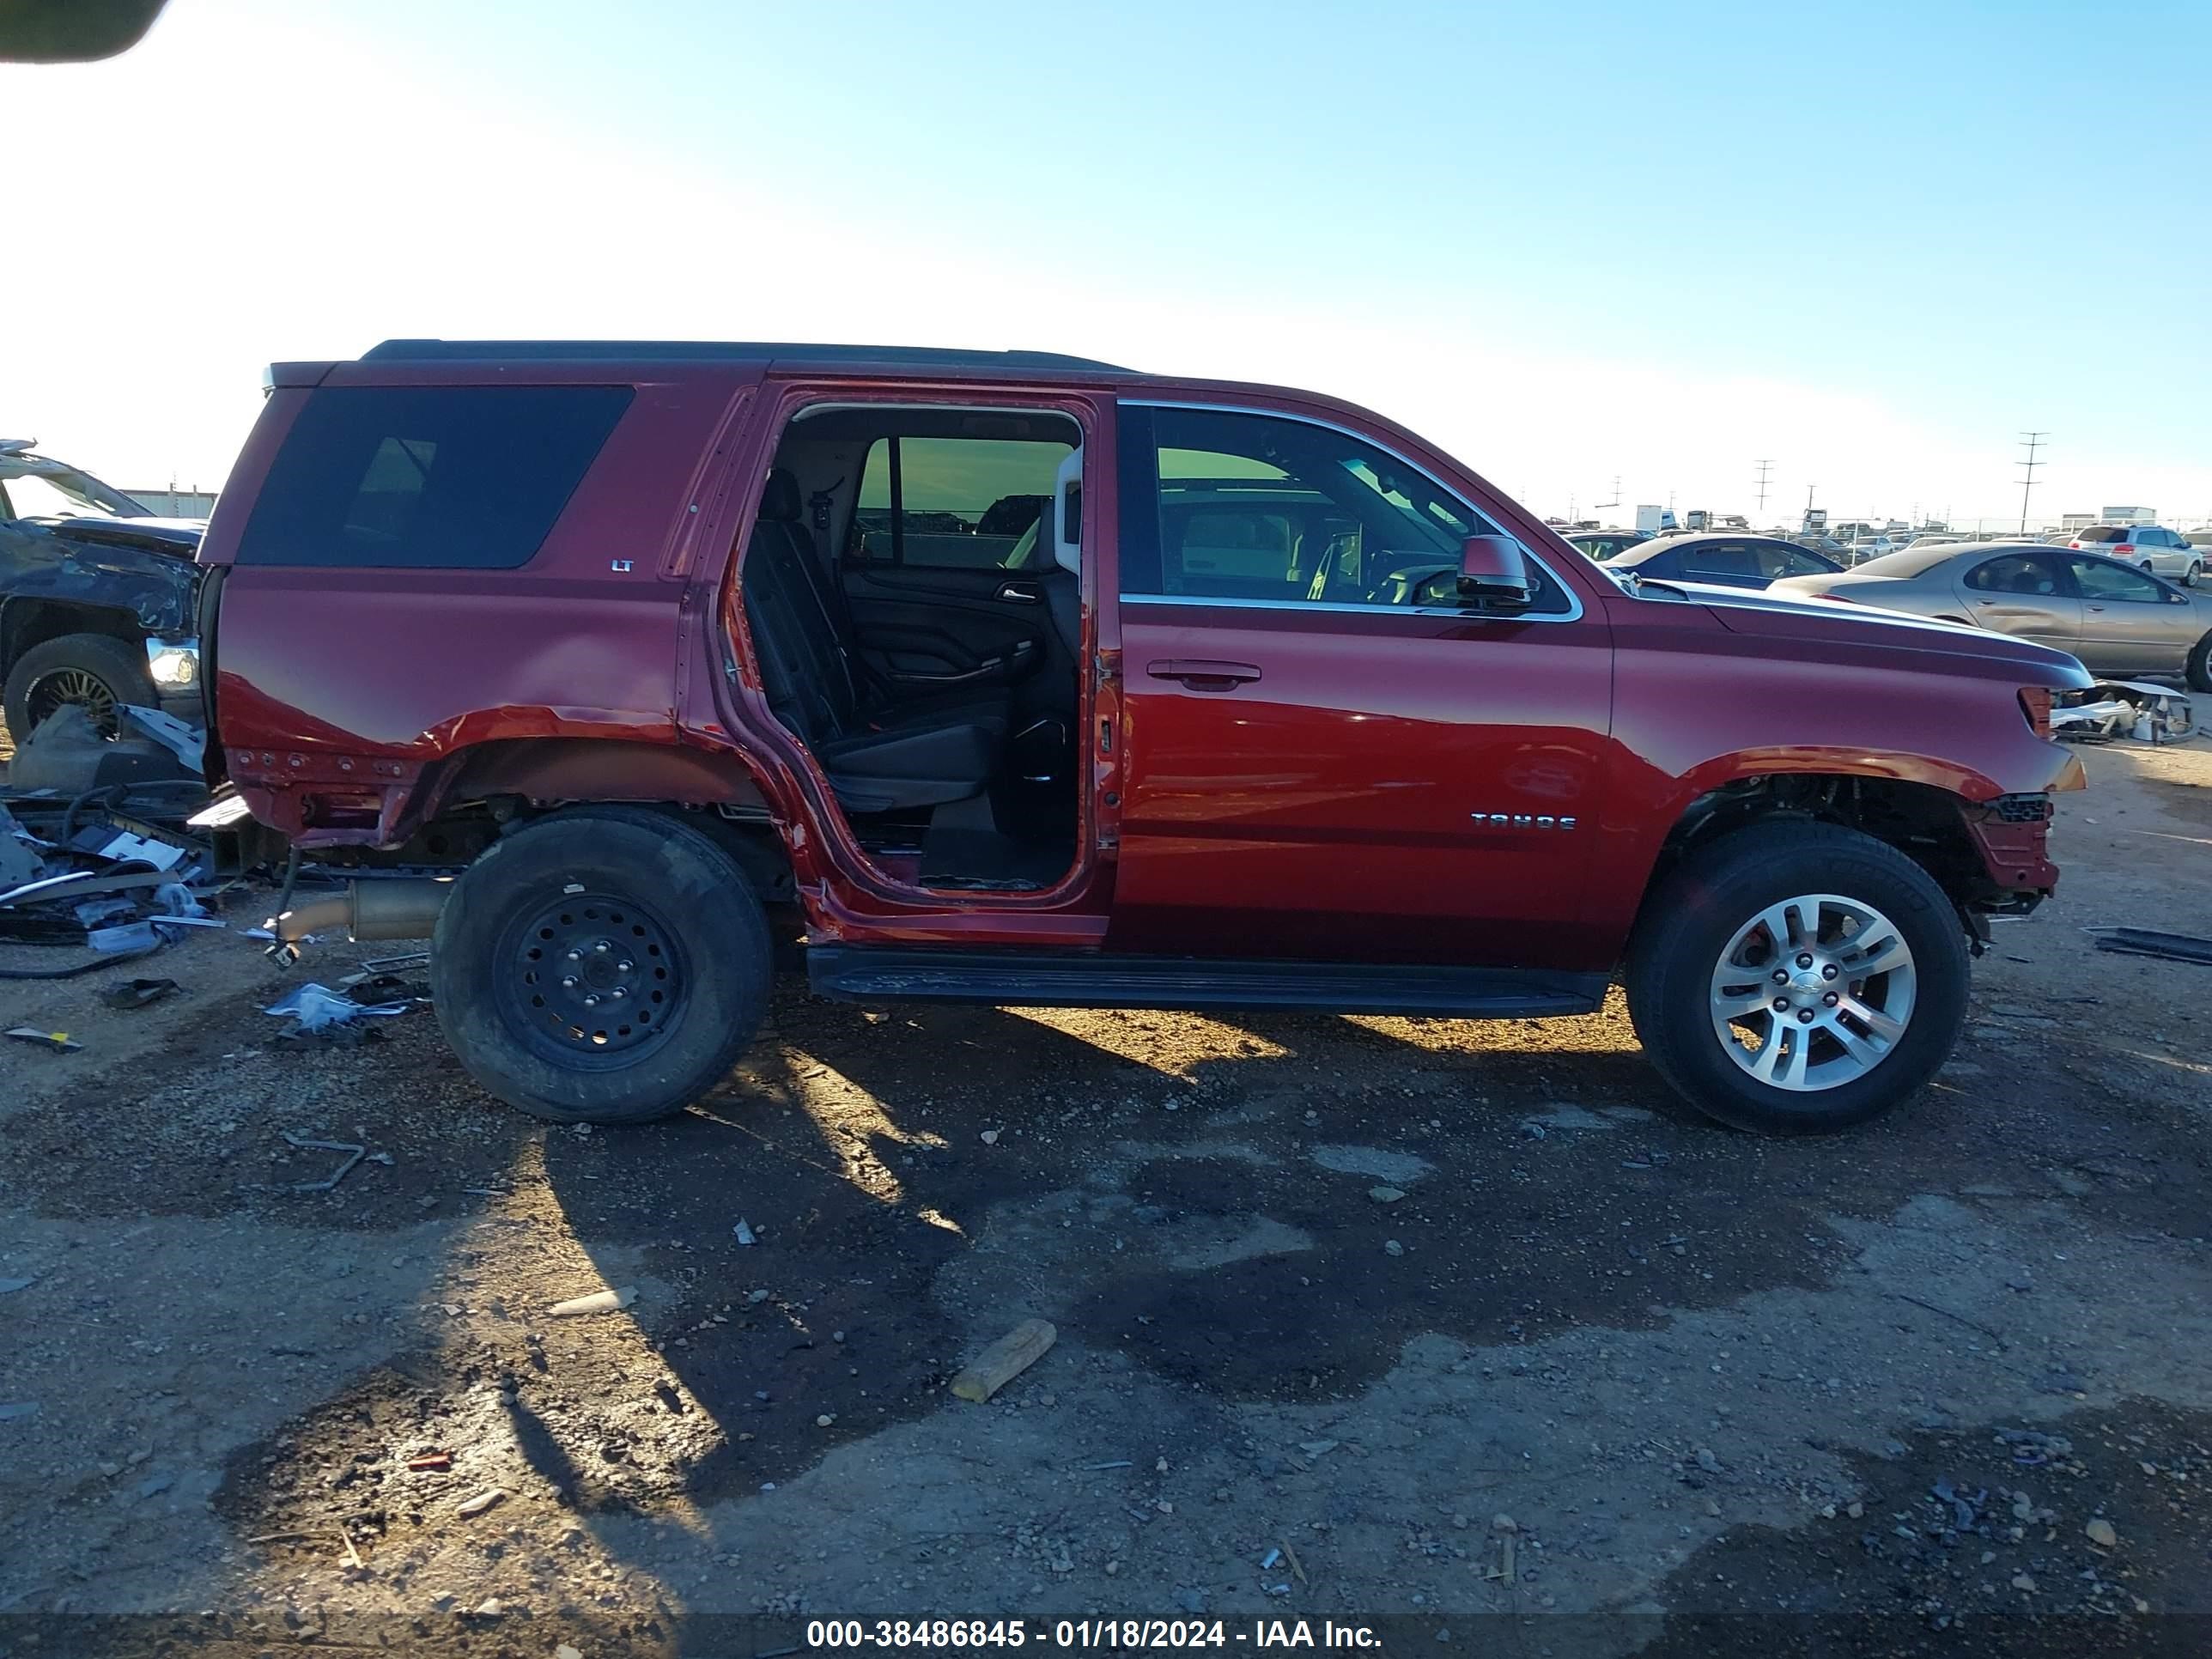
[87,920,161,954]
[263,982,409,1032]
[733,1218,757,1246]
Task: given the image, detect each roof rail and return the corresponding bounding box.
[361,339,1133,373]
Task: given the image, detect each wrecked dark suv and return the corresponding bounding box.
[198,340,2090,1136]
[0,441,204,739]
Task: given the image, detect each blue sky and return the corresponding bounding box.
[3,0,2205,526]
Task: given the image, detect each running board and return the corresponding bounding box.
[806,947,1607,1018]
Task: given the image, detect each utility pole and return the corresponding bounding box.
[2017,431,2047,533]
[1753,459,1774,514]
[1595,474,1620,510]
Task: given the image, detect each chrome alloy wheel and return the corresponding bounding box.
[1707,893,1917,1092]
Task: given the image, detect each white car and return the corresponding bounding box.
[2071,524,2203,586]
[1842,535,1898,565]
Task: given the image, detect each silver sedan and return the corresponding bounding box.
[1768,541,2212,688]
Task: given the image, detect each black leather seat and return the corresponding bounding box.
[743,470,1007,813]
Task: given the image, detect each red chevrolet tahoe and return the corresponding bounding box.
[193,341,2090,1134]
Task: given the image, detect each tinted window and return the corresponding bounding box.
[1765,544,1837,578]
[851,436,1073,568]
[2070,557,2165,603]
[235,386,631,568]
[1571,534,1637,561]
[2073,526,2128,544]
[1677,540,1762,580]
[1966,553,2064,594]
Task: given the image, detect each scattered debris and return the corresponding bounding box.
[2088,927,2212,965]
[1298,1439,1339,1458]
[1260,1547,1282,1571]
[733,1218,757,1246]
[547,1286,636,1318]
[1383,1239,1405,1256]
[1369,1185,1407,1204]
[101,975,180,1010]
[949,1317,1057,1402]
[454,1488,506,1516]
[0,1402,40,1420]
[2086,1517,2118,1548]
[282,1133,367,1194]
[4,1027,81,1053]
[264,981,411,1038]
[0,1277,32,1293]
[980,1128,1001,1145]
[2052,682,2194,744]
[470,1596,504,1618]
[1081,1460,1133,1471]
[406,1452,452,1472]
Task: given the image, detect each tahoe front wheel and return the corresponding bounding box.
[431,806,772,1124]
[1625,822,1969,1133]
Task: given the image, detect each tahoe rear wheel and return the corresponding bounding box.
[1625,822,1969,1133]
[431,806,772,1124]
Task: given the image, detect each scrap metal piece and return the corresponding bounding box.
[117,703,207,773]
[282,1132,367,1193]
[5,1027,82,1053]
[2089,927,2212,965]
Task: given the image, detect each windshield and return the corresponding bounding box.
[2072,526,2129,543]
[0,457,149,520]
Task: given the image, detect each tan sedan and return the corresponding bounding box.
[1768,542,2212,688]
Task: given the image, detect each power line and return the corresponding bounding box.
[1753,459,1775,514]
[2018,431,2048,533]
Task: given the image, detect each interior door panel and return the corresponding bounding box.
[842,565,1048,678]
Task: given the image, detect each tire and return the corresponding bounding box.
[2189,632,2212,694]
[430,805,773,1124]
[2186,562,2203,589]
[3,632,155,740]
[1624,821,1969,1134]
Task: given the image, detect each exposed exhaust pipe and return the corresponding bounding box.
[266,878,453,947]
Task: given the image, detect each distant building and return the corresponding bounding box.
[122,486,217,517]
[2061,513,2097,531]
[2099,505,2157,525]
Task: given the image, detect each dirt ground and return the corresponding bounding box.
[2,741,2209,1658]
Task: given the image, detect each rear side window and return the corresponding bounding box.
[2073,526,2127,544]
[850,436,1073,568]
[235,386,632,568]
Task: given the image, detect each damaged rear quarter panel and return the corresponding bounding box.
[0,520,202,639]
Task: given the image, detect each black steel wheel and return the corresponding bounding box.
[497,890,687,1066]
[433,807,773,1124]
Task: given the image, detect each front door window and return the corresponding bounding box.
[1120,406,1574,615]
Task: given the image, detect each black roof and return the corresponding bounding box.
[362,339,1133,373]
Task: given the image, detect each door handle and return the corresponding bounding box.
[996,583,1042,604]
[2087,605,2107,613]
[1147,658,1261,690]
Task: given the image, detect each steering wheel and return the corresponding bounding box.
[1360,559,1459,606]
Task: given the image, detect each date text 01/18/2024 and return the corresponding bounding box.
[805,1621,1382,1650]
